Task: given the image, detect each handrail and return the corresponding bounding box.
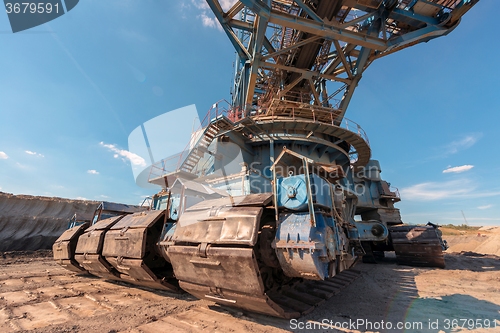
[148,100,243,182]
[252,99,370,146]
[391,186,401,199]
[148,100,370,183]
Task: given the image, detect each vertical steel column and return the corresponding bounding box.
[303,159,316,227]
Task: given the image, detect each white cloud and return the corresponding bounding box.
[191,0,236,30]
[443,165,474,174]
[400,179,500,201]
[191,0,236,11]
[118,29,151,44]
[100,142,146,167]
[477,204,493,210]
[401,180,468,201]
[199,12,218,28]
[220,0,238,11]
[15,162,30,170]
[445,134,481,155]
[87,169,99,175]
[25,150,44,157]
[76,196,88,200]
[0,151,8,159]
[191,0,209,10]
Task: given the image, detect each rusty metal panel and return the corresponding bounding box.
[413,0,441,16]
[168,246,264,295]
[118,274,178,292]
[100,201,148,214]
[75,229,106,255]
[394,244,444,256]
[173,206,262,245]
[102,210,166,258]
[102,228,146,258]
[179,281,288,318]
[184,193,272,212]
[107,257,156,282]
[54,223,89,243]
[55,259,85,273]
[86,215,124,232]
[390,226,445,268]
[231,193,273,206]
[75,254,117,279]
[390,226,441,244]
[357,0,383,9]
[53,241,73,261]
[53,223,89,261]
[76,216,124,256]
[110,210,165,230]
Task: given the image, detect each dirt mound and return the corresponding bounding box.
[0,192,98,251]
[444,226,500,256]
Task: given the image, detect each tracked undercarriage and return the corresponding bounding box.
[54,192,446,318]
[54,112,448,318]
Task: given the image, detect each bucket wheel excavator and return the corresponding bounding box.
[54,0,478,318]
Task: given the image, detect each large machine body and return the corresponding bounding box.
[53,0,478,318]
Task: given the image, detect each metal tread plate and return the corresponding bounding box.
[53,223,90,272]
[85,215,124,232]
[74,253,118,280]
[171,243,361,318]
[110,210,165,230]
[173,205,264,246]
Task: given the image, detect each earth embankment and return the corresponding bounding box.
[0,192,98,251]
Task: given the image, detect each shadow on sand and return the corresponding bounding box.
[206,252,500,332]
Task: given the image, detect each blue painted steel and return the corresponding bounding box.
[348,221,388,241]
[160,222,176,244]
[275,212,338,280]
[153,194,169,211]
[169,196,180,221]
[276,174,332,211]
[152,192,179,220]
[67,214,86,229]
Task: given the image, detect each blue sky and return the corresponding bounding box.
[0,1,498,226]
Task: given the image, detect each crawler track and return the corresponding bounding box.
[53,204,447,319]
[390,225,446,268]
[179,263,361,319]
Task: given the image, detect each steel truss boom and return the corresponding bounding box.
[206,0,478,120]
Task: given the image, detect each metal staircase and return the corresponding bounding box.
[148,102,238,187]
[179,118,233,173]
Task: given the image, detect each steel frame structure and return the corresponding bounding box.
[206,0,478,121]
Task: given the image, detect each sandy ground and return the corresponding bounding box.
[442,226,500,257]
[1,229,499,333]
